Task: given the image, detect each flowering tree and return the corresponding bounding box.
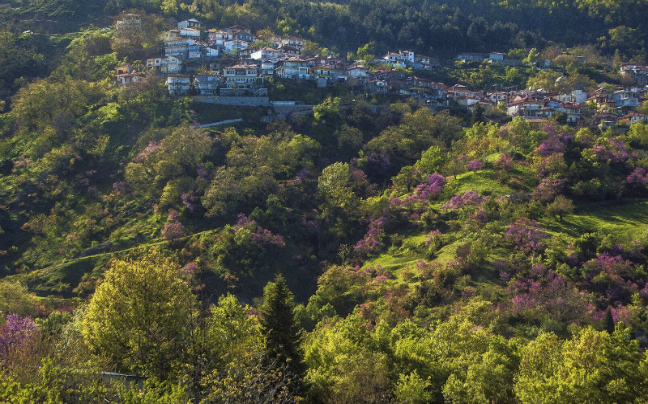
[582,253,638,305]
[354,216,388,255]
[162,209,186,241]
[627,167,648,187]
[443,190,486,210]
[0,314,37,361]
[505,217,548,254]
[532,178,567,202]
[466,159,483,172]
[495,154,514,171]
[413,173,446,200]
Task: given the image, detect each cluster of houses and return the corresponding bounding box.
[113,17,446,97]
[500,85,648,127]
[112,16,648,127]
[620,63,648,86]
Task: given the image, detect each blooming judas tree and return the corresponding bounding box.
[0,314,37,361]
[414,173,446,199]
[234,214,285,248]
[532,178,568,202]
[627,167,648,187]
[162,209,186,241]
[443,190,486,210]
[466,159,483,172]
[495,154,514,171]
[354,216,388,255]
[505,217,548,254]
[582,253,639,305]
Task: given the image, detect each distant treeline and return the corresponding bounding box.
[2,0,647,60]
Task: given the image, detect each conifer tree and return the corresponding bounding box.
[259,274,305,390]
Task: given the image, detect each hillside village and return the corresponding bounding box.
[8,0,648,401]
[113,15,648,129]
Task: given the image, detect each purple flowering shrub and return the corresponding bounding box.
[495,154,514,171]
[181,192,198,213]
[387,174,446,229]
[504,217,548,254]
[536,135,565,157]
[354,216,388,255]
[590,137,635,165]
[0,314,37,361]
[162,209,186,241]
[112,181,127,194]
[531,178,568,202]
[413,174,447,200]
[582,253,640,305]
[505,264,589,322]
[234,214,285,248]
[389,174,446,208]
[466,159,483,172]
[627,168,648,187]
[162,222,186,241]
[442,190,486,210]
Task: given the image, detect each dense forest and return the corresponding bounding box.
[3,0,648,402]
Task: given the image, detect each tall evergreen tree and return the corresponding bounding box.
[470,103,485,125]
[259,274,305,391]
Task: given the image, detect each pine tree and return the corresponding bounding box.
[259,274,305,390]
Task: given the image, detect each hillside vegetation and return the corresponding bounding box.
[2,0,648,402]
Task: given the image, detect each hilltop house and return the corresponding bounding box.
[165,75,191,95]
[193,75,218,95]
[456,53,488,62]
[178,18,201,30]
[382,51,414,68]
[250,47,282,60]
[146,56,182,73]
[275,58,309,79]
[346,64,369,79]
[114,64,145,86]
[223,65,263,89]
[281,36,304,50]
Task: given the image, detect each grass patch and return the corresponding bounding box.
[445,169,512,198]
[541,199,648,242]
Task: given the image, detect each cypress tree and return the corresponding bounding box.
[259,274,305,389]
[604,308,615,334]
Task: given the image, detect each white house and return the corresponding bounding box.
[382,51,415,67]
[146,56,182,73]
[506,98,546,118]
[178,18,201,30]
[250,47,282,60]
[208,29,230,47]
[223,39,249,53]
[204,46,219,58]
[223,65,263,89]
[275,58,309,79]
[165,75,191,95]
[281,36,304,49]
[260,60,276,76]
[346,64,369,79]
[178,27,201,39]
[193,75,218,95]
